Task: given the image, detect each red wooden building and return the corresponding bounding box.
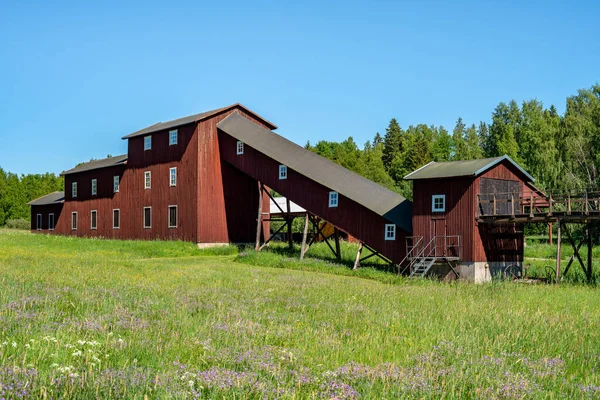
[29,104,412,263]
[404,156,537,281]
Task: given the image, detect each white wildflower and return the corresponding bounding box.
[77,340,86,346]
[72,350,83,357]
[188,380,195,388]
[11,341,16,348]
[50,363,59,368]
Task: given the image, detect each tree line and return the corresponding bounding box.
[307,84,600,200]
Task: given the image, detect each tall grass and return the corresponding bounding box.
[0,230,599,398]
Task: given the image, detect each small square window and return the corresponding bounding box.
[145,171,151,189]
[113,209,120,229]
[72,212,78,230]
[143,207,152,229]
[36,214,42,231]
[169,130,178,146]
[91,179,97,196]
[329,191,338,208]
[113,176,120,193]
[279,165,287,180]
[236,141,244,155]
[385,224,396,241]
[168,205,178,228]
[144,135,152,151]
[91,210,97,230]
[72,182,77,198]
[170,167,177,187]
[432,195,446,212]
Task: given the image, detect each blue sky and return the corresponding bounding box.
[1,0,598,175]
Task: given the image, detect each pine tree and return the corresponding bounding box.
[465,124,483,159]
[382,119,404,172]
[452,117,468,160]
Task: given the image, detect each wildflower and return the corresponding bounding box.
[12,341,17,347]
[72,350,83,357]
[188,380,195,388]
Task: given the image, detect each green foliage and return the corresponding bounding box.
[4,218,29,230]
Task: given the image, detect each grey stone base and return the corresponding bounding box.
[197,242,230,249]
[428,261,523,283]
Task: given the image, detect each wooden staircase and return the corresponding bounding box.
[398,235,462,278]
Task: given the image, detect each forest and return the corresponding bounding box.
[0,83,599,226]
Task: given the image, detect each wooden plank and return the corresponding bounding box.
[334,228,341,261]
[255,182,264,251]
[588,224,593,283]
[300,213,309,259]
[353,242,363,270]
[556,219,561,283]
[286,198,293,249]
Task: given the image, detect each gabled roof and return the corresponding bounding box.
[403,155,535,183]
[217,112,412,232]
[61,154,128,176]
[27,191,65,206]
[122,103,277,139]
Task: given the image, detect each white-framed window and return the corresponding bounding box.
[91,179,97,196]
[385,224,396,241]
[143,207,152,229]
[36,214,42,231]
[432,194,446,212]
[236,141,244,155]
[71,212,78,230]
[48,213,55,231]
[170,167,177,187]
[113,176,120,193]
[72,182,77,198]
[329,191,338,208]
[168,205,178,228]
[145,171,151,189]
[144,135,152,151]
[169,130,178,146]
[279,165,287,180]
[91,210,97,230]
[113,209,120,229]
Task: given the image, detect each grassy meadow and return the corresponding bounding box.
[1,230,600,398]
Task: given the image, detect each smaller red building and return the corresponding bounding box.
[404,156,536,281]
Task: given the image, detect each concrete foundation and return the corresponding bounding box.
[197,242,230,249]
[429,261,523,283]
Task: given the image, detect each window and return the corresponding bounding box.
[72,182,77,198]
[432,194,446,212]
[113,176,120,193]
[385,224,396,241]
[145,171,151,189]
[170,167,177,187]
[113,209,120,229]
[91,179,97,196]
[169,130,178,146]
[279,165,287,180]
[329,191,338,208]
[48,214,55,231]
[144,135,152,151]
[91,210,97,230]
[236,141,244,155]
[168,205,178,228]
[36,214,42,231]
[143,207,152,229]
[72,212,78,230]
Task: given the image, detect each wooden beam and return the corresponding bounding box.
[300,213,309,259]
[556,218,561,283]
[548,222,553,245]
[563,223,586,275]
[255,182,264,252]
[587,224,593,283]
[353,242,363,270]
[334,228,341,261]
[563,238,585,276]
[286,198,293,249]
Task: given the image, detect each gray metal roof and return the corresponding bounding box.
[27,191,65,206]
[122,103,278,140]
[61,154,128,176]
[270,197,306,215]
[403,155,535,182]
[217,112,412,232]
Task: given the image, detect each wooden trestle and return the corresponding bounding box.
[477,190,599,283]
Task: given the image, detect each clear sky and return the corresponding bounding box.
[1,0,598,175]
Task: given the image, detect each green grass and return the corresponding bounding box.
[1,230,600,398]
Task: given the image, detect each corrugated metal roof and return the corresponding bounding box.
[122,103,278,139]
[403,156,535,182]
[61,154,128,176]
[217,112,412,232]
[27,191,65,206]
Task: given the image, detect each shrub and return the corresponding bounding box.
[4,218,30,230]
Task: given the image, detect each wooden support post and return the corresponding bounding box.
[556,218,561,283]
[334,228,341,261]
[286,198,293,249]
[567,192,571,215]
[585,191,589,215]
[300,213,309,259]
[548,222,553,245]
[255,182,264,252]
[548,193,553,216]
[511,193,515,218]
[587,224,593,283]
[493,194,497,216]
[353,242,363,270]
[529,192,534,218]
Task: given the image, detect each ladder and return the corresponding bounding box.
[409,257,437,277]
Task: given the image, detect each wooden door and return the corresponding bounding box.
[431,218,447,257]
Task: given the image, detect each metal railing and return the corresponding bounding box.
[398,235,462,275]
